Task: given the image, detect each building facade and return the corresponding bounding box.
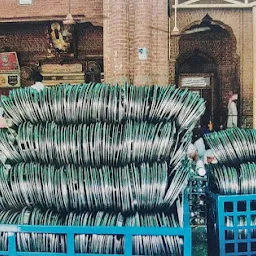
[169,0,256,129]
[0,0,255,128]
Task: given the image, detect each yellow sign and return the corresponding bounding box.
[41,64,82,73]
[0,75,7,87]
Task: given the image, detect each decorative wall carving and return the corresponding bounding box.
[48,22,75,58]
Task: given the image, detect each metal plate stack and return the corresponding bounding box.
[205,128,256,194]
[205,128,256,256]
[0,83,205,255]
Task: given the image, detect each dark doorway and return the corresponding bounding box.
[176,50,218,130]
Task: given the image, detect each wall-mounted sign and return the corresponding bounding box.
[0,74,20,88]
[0,52,20,73]
[18,0,33,5]
[180,76,210,88]
[138,48,147,60]
[41,64,82,74]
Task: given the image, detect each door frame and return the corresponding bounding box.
[178,72,215,127]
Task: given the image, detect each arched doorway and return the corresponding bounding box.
[176,49,217,130]
[176,15,240,130]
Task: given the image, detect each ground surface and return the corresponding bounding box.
[192,226,208,256]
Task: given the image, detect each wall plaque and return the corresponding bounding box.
[0,52,20,73]
[19,0,33,5]
[180,76,210,88]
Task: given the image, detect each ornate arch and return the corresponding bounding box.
[179,15,237,56]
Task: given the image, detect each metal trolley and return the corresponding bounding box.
[0,224,192,256]
[207,192,256,256]
[0,193,191,256]
[188,176,207,226]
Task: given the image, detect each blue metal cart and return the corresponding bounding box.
[0,193,191,255]
[188,176,207,226]
[0,224,191,256]
[207,192,256,256]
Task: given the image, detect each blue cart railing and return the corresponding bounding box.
[207,192,256,256]
[0,224,191,256]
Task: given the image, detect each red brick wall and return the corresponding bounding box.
[0,0,103,25]
[77,23,103,78]
[103,0,169,86]
[0,21,103,90]
[0,22,103,64]
[0,23,49,65]
[77,23,103,58]
[151,0,169,85]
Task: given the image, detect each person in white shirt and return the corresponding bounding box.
[187,143,206,177]
[227,91,238,128]
[31,73,45,92]
[204,149,218,165]
[194,136,206,160]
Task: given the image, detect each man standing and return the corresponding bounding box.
[227,91,238,128]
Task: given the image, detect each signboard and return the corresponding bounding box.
[41,64,82,74]
[0,52,20,73]
[19,0,33,5]
[0,74,20,88]
[138,48,148,60]
[180,76,210,88]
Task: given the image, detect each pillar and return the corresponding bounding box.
[103,0,130,84]
[152,0,169,85]
[133,0,153,85]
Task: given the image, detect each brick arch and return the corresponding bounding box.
[176,49,217,73]
[176,18,240,129]
[208,20,237,59]
[175,49,218,85]
[177,49,216,62]
[179,17,237,57]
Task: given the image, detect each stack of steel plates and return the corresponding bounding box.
[205,128,256,195]
[1,83,205,130]
[0,162,190,212]
[0,121,191,168]
[0,83,205,255]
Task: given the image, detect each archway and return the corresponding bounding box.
[176,14,240,130]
